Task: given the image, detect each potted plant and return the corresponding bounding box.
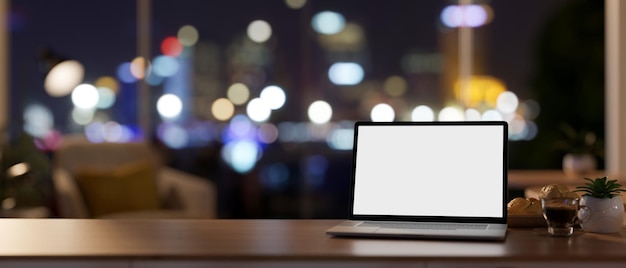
[554,123,603,175]
[574,176,626,233]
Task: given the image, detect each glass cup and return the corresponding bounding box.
[541,197,580,237]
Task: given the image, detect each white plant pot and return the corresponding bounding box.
[562,153,597,176]
[578,196,625,233]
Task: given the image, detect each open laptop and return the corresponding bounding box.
[326,121,508,241]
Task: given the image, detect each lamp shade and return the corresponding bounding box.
[39,48,84,97]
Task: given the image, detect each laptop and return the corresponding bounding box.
[326,121,508,241]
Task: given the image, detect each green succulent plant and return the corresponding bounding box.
[575,176,626,199]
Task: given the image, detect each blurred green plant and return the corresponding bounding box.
[553,123,604,158]
[0,133,52,210]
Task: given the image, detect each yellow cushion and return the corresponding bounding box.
[75,161,161,218]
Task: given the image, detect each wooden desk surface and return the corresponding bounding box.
[0,219,626,263]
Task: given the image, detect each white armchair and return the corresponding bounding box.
[52,138,217,219]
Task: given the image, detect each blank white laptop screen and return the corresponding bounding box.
[352,124,505,218]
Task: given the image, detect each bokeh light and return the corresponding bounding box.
[160,123,189,149]
[438,106,464,121]
[308,100,333,124]
[95,76,119,94]
[161,36,183,57]
[455,76,506,108]
[520,99,540,120]
[222,140,260,174]
[312,11,345,35]
[464,108,482,121]
[157,94,183,119]
[260,85,286,110]
[152,55,179,77]
[327,128,354,150]
[247,20,272,43]
[383,75,408,97]
[258,123,279,144]
[481,109,503,121]
[23,103,53,138]
[116,62,137,84]
[441,4,489,28]
[328,62,364,85]
[71,107,94,125]
[96,87,116,109]
[177,25,199,47]
[524,121,538,140]
[370,103,395,122]
[130,56,149,79]
[211,98,235,121]
[411,105,435,122]
[227,83,250,105]
[496,91,519,114]
[285,0,307,9]
[228,115,256,140]
[247,98,271,122]
[71,84,99,109]
[44,60,84,97]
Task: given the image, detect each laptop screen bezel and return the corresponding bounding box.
[347,121,508,224]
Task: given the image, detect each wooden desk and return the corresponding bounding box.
[1,219,626,267]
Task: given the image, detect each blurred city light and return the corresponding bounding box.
[44,60,84,97]
[222,140,260,174]
[438,106,464,121]
[496,91,519,114]
[227,83,251,105]
[455,76,506,108]
[370,103,395,122]
[96,87,116,109]
[464,108,482,121]
[152,55,179,77]
[71,107,95,125]
[211,98,235,121]
[116,62,137,84]
[227,115,256,141]
[161,36,183,57]
[247,98,271,122]
[257,123,279,144]
[520,99,540,120]
[308,100,333,124]
[481,109,503,121]
[441,4,489,28]
[260,85,286,110]
[157,94,183,119]
[383,75,407,97]
[23,103,53,138]
[71,84,99,109]
[285,0,307,9]
[94,76,119,94]
[130,56,149,79]
[177,25,199,47]
[411,105,435,122]
[85,122,105,143]
[247,20,272,43]
[160,123,189,149]
[312,11,345,35]
[327,128,354,150]
[328,62,364,85]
